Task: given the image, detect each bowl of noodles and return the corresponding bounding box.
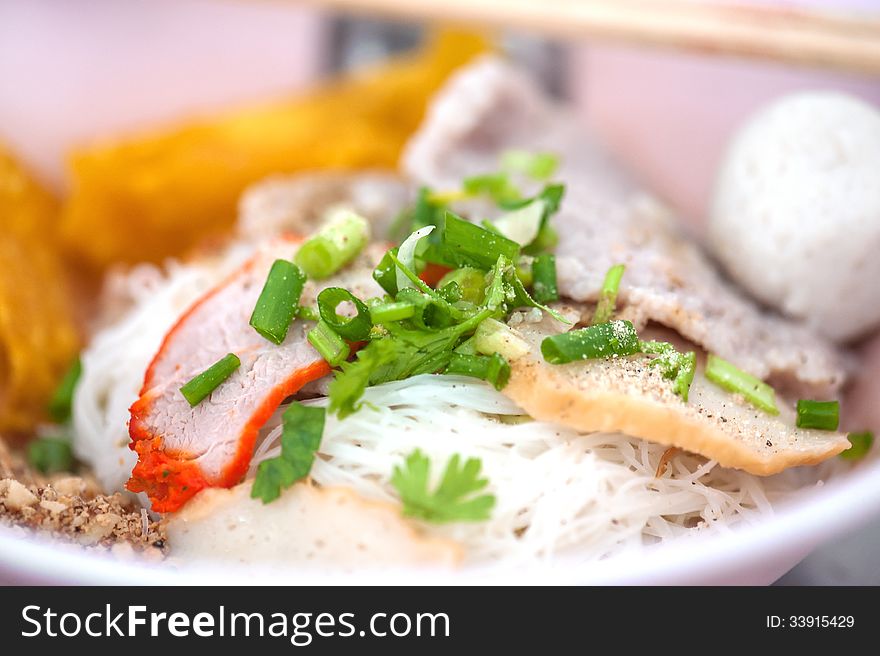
[1,27,878,586]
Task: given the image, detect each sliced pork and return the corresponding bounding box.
[502,313,850,475]
[237,172,410,241]
[403,56,848,398]
[128,237,385,512]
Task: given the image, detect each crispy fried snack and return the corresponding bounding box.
[0,147,80,433]
[60,32,486,269]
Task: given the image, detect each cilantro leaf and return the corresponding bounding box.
[251,402,325,503]
[250,459,299,504]
[388,250,466,322]
[391,449,495,523]
[328,338,399,419]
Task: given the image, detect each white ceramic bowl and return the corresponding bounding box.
[3,453,879,585]
[2,0,878,587]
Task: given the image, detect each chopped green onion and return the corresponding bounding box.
[179,353,241,407]
[370,301,415,324]
[437,267,487,305]
[396,225,435,291]
[462,173,520,204]
[388,186,444,244]
[531,253,558,304]
[525,223,559,255]
[393,287,455,330]
[501,150,559,180]
[593,264,626,324]
[675,351,698,401]
[48,357,82,423]
[506,265,570,324]
[372,247,399,296]
[248,259,305,345]
[495,183,564,255]
[388,251,440,297]
[28,436,74,474]
[425,189,469,205]
[316,287,371,341]
[388,251,467,325]
[413,186,443,228]
[541,320,640,364]
[474,318,531,360]
[499,183,564,212]
[438,281,462,303]
[515,256,534,287]
[307,320,350,366]
[536,183,564,212]
[490,198,544,246]
[454,336,478,355]
[841,431,874,460]
[704,354,779,415]
[296,306,319,322]
[796,399,840,431]
[446,353,511,390]
[294,209,369,279]
[441,212,521,270]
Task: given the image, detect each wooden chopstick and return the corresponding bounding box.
[301,0,880,75]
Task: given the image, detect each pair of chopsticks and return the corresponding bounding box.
[302,0,880,75]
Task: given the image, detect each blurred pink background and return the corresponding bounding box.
[0,0,325,191]
[571,0,880,235]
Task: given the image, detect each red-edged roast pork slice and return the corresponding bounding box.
[128,237,384,512]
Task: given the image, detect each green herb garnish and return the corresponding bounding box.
[639,341,697,402]
[28,436,74,474]
[531,253,558,304]
[445,352,511,391]
[307,320,350,366]
[437,267,487,305]
[705,354,779,415]
[179,353,240,407]
[372,247,400,296]
[541,320,641,364]
[501,150,559,180]
[317,287,372,342]
[841,431,874,460]
[295,209,369,279]
[48,357,82,423]
[251,403,325,503]
[796,399,840,431]
[370,300,416,324]
[440,212,521,270]
[391,449,495,523]
[462,173,521,204]
[249,259,305,345]
[296,305,320,322]
[593,263,626,325]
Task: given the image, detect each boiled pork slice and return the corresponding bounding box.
[237,171,410,242]
[403,56,848,398]
[502,313,850,475]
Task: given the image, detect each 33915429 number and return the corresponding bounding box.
[767,615,855,628]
